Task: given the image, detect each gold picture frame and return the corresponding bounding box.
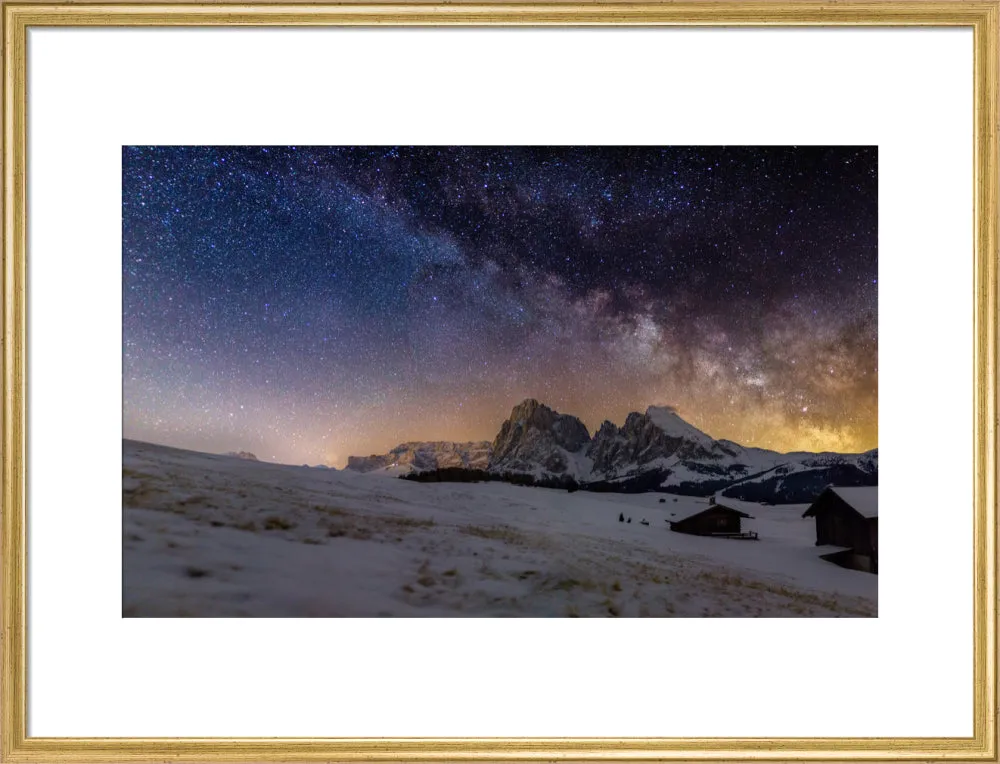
[2,2,997,761]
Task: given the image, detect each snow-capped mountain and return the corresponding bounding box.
[587,405,733,477]
[344,399,877,503]
[585,404,876,502]
[346,441,492,474]
[489,399,593,479]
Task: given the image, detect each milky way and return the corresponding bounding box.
[123,146,877,466]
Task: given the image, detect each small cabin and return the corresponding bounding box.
[802,486,878,574]
[669,501,753,537]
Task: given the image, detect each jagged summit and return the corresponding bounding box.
[586,406,719,478]
[595,420,618,438]
[504,398,552,428]
[489,399,592,478]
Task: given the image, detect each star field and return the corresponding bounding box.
[123,146,877,466]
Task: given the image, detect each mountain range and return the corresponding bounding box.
[347,441,491,474]
[345,399,877,504]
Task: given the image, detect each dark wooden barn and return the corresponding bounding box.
[669,501,754,537]
[802,486,878,574]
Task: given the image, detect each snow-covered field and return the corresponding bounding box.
[123,440,877,617]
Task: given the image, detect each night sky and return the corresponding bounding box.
[123,146,877,466]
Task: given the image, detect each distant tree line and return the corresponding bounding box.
[400,468,580,491]
[400,467,498,484]
[399,464,873,504]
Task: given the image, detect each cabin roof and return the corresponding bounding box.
[803,486,878,519]
[710,497,757,516]
[670,504,753,524]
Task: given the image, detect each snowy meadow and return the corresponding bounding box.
[123,440,876,617]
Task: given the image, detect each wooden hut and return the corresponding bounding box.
[669,500,754,538]
[802,486,878,574]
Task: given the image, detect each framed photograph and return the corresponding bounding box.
[2,1,997,760]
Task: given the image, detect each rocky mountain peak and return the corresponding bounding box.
[644,405,715,447]
[489,399,592,477]
[595,420,618,438]
[587,406,721,478]
[505,398,552,428]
